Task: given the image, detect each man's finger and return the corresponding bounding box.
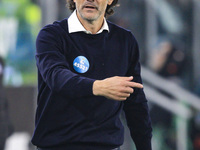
[118,93,131,98]
[124,76,133,81]
[121,87,134,93]
[126,82,143,88]
[117,76,133,81]
[117,97,128,101]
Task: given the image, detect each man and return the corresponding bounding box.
[32,0,152,150]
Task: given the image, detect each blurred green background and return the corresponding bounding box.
[0,0,40,85]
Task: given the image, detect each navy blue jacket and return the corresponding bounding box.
[31,19,152,150]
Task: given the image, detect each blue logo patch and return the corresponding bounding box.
[73,56,89,73]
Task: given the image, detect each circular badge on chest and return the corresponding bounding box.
[73,56,89,73]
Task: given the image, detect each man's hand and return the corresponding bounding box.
[93,76,143,101]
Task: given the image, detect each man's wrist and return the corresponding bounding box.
[93,80,102,96]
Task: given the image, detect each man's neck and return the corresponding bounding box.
[76,12,104,34]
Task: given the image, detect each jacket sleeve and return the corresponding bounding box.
[35,25,95,99]
[123,32,152,150]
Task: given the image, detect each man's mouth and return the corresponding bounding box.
[83,4,98,10]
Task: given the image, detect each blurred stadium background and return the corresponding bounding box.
[0,0,200,150]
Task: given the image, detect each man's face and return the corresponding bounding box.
[73,0,114,22]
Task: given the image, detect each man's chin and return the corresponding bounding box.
[82,15,98,22]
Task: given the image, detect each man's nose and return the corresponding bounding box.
[87,0,94,2]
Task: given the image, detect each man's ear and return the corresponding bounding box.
[108,0,114,5]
